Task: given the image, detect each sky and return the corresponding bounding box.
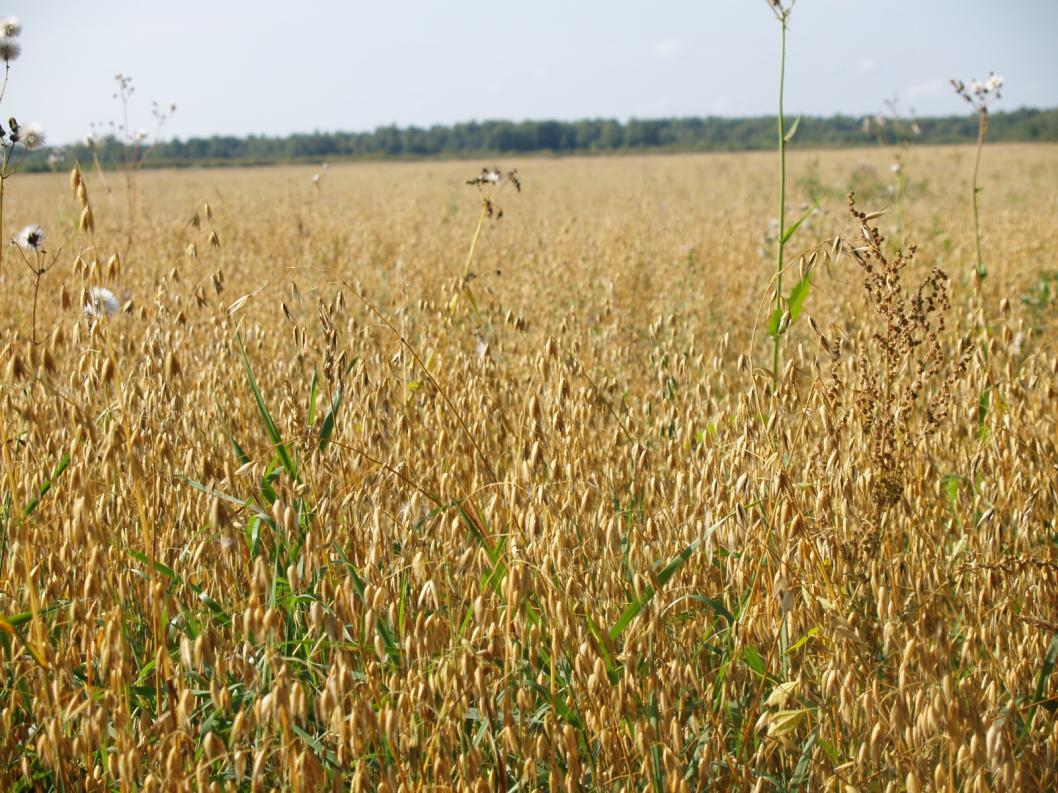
[4,0,1058,146]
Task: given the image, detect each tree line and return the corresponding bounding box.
[29,108,1058,170]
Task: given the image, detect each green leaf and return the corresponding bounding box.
[743,645,766,677]
[196,590,227,618]
[585,614,619,684]
[683,594,734,625]
[134,658,158,687]
[319,384,343,452]
[23,453,71,517]
[259,458,280,506]
[246,516,261,556]
[306,368,319,428]
[977,388,991,440]
[128,549,179,582]
[0,610,32,628]
[1020,631,1058,741]
[768,274,811,338]
[319,359,355,451]
[291,723,340,769]
[237,333,299,482]
[785,626,820,655]
[816,736,841,764]
[781,205,815,245]
[608,538,700,642]
[942,474,962,508]
[526,680,583,730]
[789,728,819,791]
[648,695,664,793]
[783,114,801,143]
[227,433,251,467]
[216,398,251,466]
[786,275,811,324]
[768,306,785,339]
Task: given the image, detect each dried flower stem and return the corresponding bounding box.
[971,106,988,282]
[0,62,9,274]
[458,199,488,323]
[770,2,791,378]
[16,246,59,345]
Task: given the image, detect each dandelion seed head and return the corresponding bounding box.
[22,122,45,150]
[0,36,20,62]
[14,224,44,251]
[0,17,20,37]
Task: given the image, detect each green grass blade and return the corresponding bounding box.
[1020,631,1058,742]
[786,274,811,324]
[682,594,735,625]
[781,205,815,245]
[319,383,343,452]
[215,398,251,466]
[306,368,319,428]
[977,388,991,440]
[768,274,811,338]
[585,614,619,683]
[789,727,819,792]
[648,695,664,793]
[23,453,71,517]
[127,549,180,582]
[743,645,766,677]
[237,333,299,482]
[608,538,699,642]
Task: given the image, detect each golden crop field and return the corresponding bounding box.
[1,144,1057,791]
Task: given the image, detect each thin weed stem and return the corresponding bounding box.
[771,6,789,378]
[971,107,988,282]
[0,62,9,107]
[0,126,9,274]
[463,200,488,282]
[452,200,488,323]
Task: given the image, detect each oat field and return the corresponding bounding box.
[1,144,1057,791]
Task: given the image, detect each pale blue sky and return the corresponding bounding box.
[6,0,1058,145]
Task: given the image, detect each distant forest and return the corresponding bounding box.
[29,108,1058,170]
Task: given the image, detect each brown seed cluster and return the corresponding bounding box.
[0,148,1056,790]
[829,193,974,511]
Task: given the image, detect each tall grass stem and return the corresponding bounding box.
[771,12,788,377]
